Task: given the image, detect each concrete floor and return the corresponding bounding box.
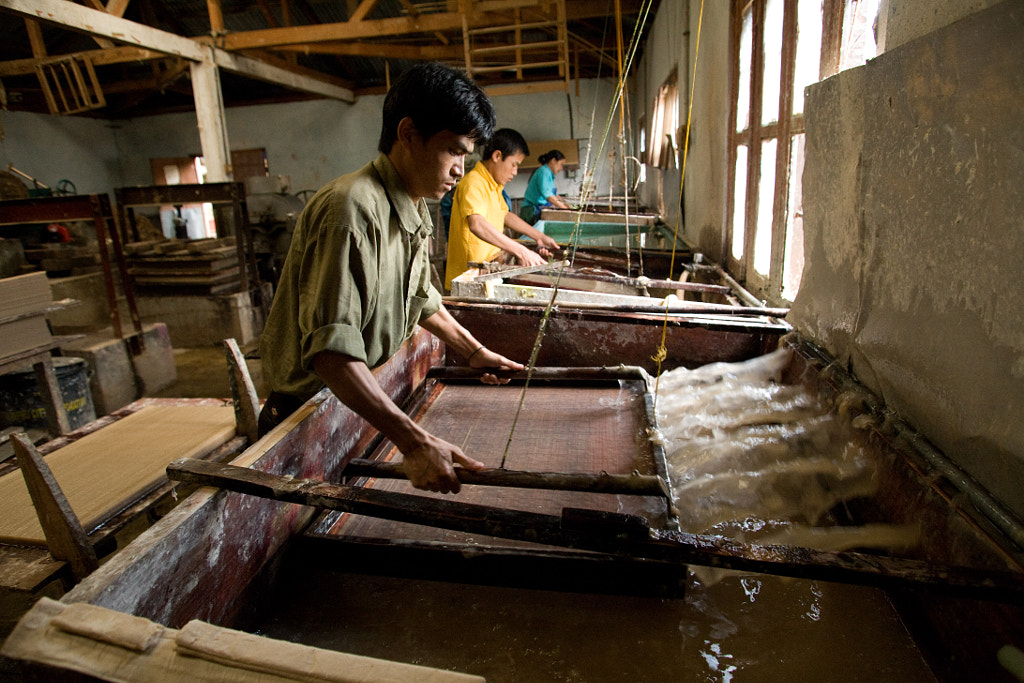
[151,344,270,400]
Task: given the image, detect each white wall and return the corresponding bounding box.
[495,79,617,201]
[2,77,617,207]
[0,110,122,195]
[633,0,730,260]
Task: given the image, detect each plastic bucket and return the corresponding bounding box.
[0,356,96,431]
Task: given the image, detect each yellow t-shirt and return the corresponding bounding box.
[445,162,507,288]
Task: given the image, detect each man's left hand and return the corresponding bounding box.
[469,347,523,385]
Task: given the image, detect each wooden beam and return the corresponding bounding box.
[274,41,462,60]
[24,18,47,57]
[484,79,567,96]
[214,49,355,101]
[0,46,162,77]
[190,56,232,181]
[0,0,353,101]
[0,0,207,60]
[11,433,99,582]
[348,0,381,22]
[206,0,224,34]
[222,11,465,48]
[105,0,130,17]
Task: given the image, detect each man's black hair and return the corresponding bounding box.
[483,128,529,160]
[378,62,496,153]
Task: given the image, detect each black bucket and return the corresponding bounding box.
[0,356,96,431]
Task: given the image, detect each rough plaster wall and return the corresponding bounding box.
[0,110,122,194]
[634,0,729,261]
[113,97,382,192]
[792,1,1024,517]
[636,0,686,226]
[4,78,615,203]
[491,79,616,201]
[683,1,730,262]
[877,0,1003,51]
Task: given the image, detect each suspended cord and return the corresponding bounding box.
[653,0,704,403]
[499,0,658,468]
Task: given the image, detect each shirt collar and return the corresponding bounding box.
[373,153,432,236]
[473,162,502,191]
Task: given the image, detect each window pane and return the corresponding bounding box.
[793,0,823,115]
[732,144,748,261]
[753,138,776,276]
[761,0,784,125]
[841,0,880,69]
[737,8,753,133]
[783,134,806,300]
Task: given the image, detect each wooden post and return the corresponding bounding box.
[223,338,259,444]
[11,433,98,581]
[190,51,232,182]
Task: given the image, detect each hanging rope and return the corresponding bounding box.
[499,0,658,469]
[653,0,704,403]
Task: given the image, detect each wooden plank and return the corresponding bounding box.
[169,458,1024,601]
[343,458,671,498]
[224,338,259,443]
[10,434,98,580]
[0,544,67,592]
[0,0,207,61]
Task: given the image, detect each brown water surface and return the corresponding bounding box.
[245,562,936,682]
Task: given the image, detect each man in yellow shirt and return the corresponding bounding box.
[445,128,559,289]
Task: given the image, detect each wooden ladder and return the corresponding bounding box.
[462,0,570,90]
[34,54,106,116]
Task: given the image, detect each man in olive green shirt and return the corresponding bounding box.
[260,62,521,494]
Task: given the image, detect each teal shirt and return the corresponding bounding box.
[523,164,558,212]
[260,153,442,400]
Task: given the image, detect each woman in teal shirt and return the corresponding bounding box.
[519,149,572,224]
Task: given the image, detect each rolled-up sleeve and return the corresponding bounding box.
[299,212,377,368]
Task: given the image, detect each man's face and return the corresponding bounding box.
[408,129,475,200]
[490,150,525,186]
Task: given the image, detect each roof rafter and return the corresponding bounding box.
[217,0,640,50]
[0,0,354,101]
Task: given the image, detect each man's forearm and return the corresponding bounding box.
[466,214,532,256]
[505,214,547,242]
[419,306,483,360]
[312,351,425,453]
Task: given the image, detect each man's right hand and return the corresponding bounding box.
[401,434,485,494]
[514,247,546,268]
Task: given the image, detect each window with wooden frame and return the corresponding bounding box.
[726,0,879,303]
[646,68,680,171]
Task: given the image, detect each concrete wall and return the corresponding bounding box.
[0,110,123,195]
[1,77,616,206]
[634,0,730,261]
[876,0,1004,50]
[792,0,1024,517]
